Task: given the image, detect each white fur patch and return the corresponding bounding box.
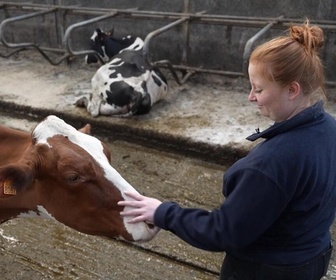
[37,205,56,220]
[17,205,55,220]
[17,210,39,219]
[121,37,144,52]
[109,57,123,65]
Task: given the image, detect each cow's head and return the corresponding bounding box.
[0,116,158,242]
[85,28,144,64]
[85,28,112,64]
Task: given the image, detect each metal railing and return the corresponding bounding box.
[1,2,336,85]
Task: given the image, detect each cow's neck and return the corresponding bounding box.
[0,183,42,224]
[0,208,36,224]
[0,201,48,224]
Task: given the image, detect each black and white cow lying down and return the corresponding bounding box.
[77,29,168,117]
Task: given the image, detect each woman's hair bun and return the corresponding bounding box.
[289,20,324,53]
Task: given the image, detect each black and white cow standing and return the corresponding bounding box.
[77,29,168,117]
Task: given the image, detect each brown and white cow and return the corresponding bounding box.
[0,115,158,242]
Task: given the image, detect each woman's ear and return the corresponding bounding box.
[288,81,301,100]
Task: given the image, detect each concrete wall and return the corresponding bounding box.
[1,0,336,82]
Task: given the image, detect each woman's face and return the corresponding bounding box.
[248,63,294,122]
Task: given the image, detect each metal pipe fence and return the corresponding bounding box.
[0,1,335,85]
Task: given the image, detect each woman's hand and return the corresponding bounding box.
[118,191,162,225]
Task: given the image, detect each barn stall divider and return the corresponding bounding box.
[1,1,336,85]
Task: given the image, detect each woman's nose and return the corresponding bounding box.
[248,90,256,102]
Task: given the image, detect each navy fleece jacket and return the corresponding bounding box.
[154,101,336,265]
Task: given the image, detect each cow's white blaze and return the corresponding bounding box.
[33,115,157,240]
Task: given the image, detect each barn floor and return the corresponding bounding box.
[1,50,273,164]
[1,50,336,279]
[1,50,336,160]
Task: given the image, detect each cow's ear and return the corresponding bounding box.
[107,27,114,36]
[78,124,91,135]
[0,165,34,196]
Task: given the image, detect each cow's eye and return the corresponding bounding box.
[66,173,80,183]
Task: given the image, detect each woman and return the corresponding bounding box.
[118,20,336,280]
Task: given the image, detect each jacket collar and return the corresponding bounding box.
[246,101,325,142]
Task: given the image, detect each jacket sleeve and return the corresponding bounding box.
[153,169,290,252]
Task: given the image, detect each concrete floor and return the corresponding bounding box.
[1,51,336,164]
[0,50,274,164]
